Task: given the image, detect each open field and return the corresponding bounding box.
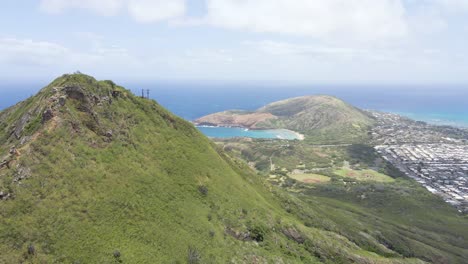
[334,168,395,183]
[290,173,331,184]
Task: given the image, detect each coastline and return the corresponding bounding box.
[284,129,305,141]
[195,125,305,140]
[386,111,468,129]
[289,130,305,140]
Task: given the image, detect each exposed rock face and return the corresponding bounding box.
[13,113,31,139]
[64,85,87,103]
[0,191,11,200]
[9,147,19,155]
[105,130,113,138]
[282,227,305,244]
[58,96,67,106]
[112,90,122,98]
[13,166,31,183]
[225,227,252,241]
[0,160,9,170]
[42,109,54,123]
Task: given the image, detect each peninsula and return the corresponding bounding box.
[195,95,375,143]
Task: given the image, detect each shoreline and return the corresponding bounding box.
[367,110,468,129]
[196,125,305,141]
[290,130,305,141]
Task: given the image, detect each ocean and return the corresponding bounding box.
[1,82,467,129]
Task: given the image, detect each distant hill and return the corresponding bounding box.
[195,95,375,143]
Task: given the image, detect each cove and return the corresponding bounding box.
[197,126,303,140]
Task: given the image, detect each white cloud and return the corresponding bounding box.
[128,0,186,23]
[40,0,124,16]
[243,40,363,57]
[435,0,468,12]
[408,6,448,35]
[0,37,141,73]
[242,40,409,64]
[203,0,408,40]
[40,0,186,22]
[0,38,75,66]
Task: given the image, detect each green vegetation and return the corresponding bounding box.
[334,168,395,183]
[303,179,468,264]
[0,73,437,263]
[196,95,376,144]
[215,136,468,263]
[194,94,468,263]
[257,95,375,143]
[289,173,331,184]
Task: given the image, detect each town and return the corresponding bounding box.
[369,111,468,145]
[369,112,468,213]
[376,144,468,213]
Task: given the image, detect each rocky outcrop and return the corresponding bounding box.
[64,85,88,103]
[13,112,31,139]
[0,191,11,200]
[13,166,31,183]
[282,227,305,244]
[42,109,54,124]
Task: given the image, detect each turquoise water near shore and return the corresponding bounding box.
[197,126,302,140]
[389,111,468,128]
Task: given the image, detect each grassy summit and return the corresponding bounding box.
[195,95,375,143]
[0,74,464,263]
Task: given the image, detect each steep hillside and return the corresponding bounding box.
[195,95,375,143]
[0,74,428,263]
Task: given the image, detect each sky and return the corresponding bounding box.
[1,0,468,84]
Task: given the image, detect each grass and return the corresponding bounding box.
[304,178,468,263]
[289,173,331,184]
[334,168,395,183]
[213,135,468,263]
[0,73,431,263]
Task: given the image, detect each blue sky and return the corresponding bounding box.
[1,0,468,84]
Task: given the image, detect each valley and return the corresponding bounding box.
[197,94,468,263]
[197,95,468,215]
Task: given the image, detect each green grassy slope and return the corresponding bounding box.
[0,74,424,263]
[216,138,468,263]
[257,95,375,143]
[302,179,468,264]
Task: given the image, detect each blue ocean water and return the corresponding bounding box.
[122,82,468,128]
[1,82,467,131]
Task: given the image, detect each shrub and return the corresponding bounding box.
[241,208,248,215]
[27,244,35,255]
[248,223,268,242]
[187,246,201,264]
[198,185,208,196]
